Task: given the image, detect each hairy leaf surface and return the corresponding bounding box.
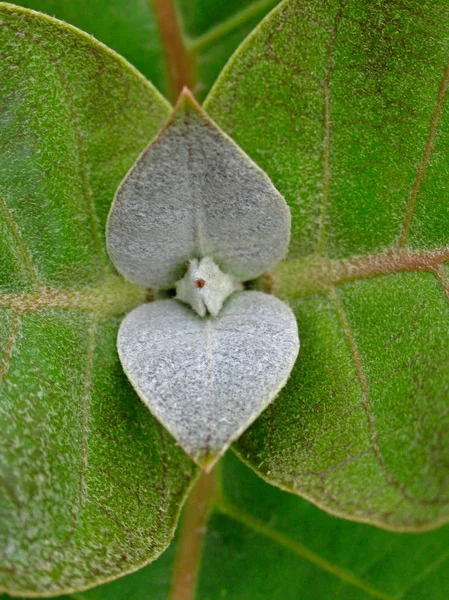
[205,0,449,530]
[117,293,298,470]
[0,5,196,595]
[107,89,290,288]
[7,0,167,93]
[29,454,449,600]
[10,0,281,100]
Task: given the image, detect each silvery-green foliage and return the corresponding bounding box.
[117,292,299,469]
[176,256,242,317]
[106,88,291,288]
[106,87,299,468]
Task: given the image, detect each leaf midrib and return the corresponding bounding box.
[275,246,449,300]
[0,275,146,317]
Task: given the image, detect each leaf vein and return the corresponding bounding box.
[0,191,41,287]
[276,247,449,298]
[315,0,347,255]
[328,287,447,508]
[187,0,279,53]
[397,546,449,598]
[215,498,396,600]
[398,55,449,246]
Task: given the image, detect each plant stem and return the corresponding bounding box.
[150,0,196,103]
[169,467,218,600]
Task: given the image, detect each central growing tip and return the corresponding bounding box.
[175,257,242,318]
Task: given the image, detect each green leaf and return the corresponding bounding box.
[25,453,449,600]
[9,0,281,100]
[0,4,196,596]
[205,0,449,530]
[6,0,168,94]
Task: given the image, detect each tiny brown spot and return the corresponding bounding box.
[194,278,206,289]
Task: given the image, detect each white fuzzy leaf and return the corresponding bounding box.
[117,291,299,470]
[106,88,291,288]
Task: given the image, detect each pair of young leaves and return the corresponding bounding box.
[107,89,299,470]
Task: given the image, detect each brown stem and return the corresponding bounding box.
[169,468,218,600]
[151,0,196,103]
[275,246,449,299]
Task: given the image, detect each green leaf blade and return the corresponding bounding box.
[205,0,449,529]
[52,454,449,599]
[205,0,449,259]
[0,5,196,595]
[1,3,171,288]
[9,0,168,94]
[239,271,449,530]
[198,455,449,599]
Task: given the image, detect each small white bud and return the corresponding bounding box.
[176,257,242,317]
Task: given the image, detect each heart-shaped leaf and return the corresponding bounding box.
[117,292,299,470]
[0,5,196,596]
[106,88,291,289]
[205,0,449,530]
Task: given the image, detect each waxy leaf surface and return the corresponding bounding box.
[205,0,449,530]
[117,292,299,470]
[107,89,290,288]
[0,5,196,596]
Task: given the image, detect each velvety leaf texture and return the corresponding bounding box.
[205,0,449,530]
[10,0,281,101]
[7,0,168,94]
[27,454,449,600]
[117,293,299,470]
[0,5,196,596]
[3,0,449,597]
[106,89,290,288]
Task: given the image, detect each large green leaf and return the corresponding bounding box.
[10,0,168,93]
[0,4,196,596]
[11,0,281,100]
[205,0,449,530]
[20,453,449,600]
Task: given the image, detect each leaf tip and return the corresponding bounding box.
[195,451,221,474]
[176,85,202,114]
